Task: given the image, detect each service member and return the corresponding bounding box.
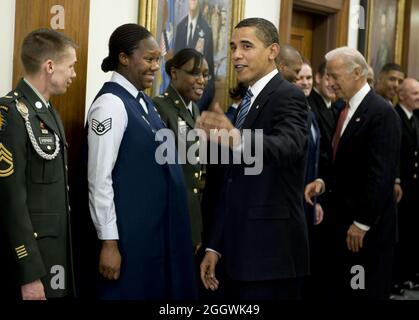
[0,28,77,300]
[153,48,208,251]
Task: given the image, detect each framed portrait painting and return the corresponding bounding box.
[365,0,405,75]
[139,0,245,109]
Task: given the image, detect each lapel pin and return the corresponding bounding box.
[35,101,43,109]
[256,105,260,109]
[355,117,361,122]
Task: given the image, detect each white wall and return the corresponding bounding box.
[0,0,362,104]
[347,0,360,49]
[85,0,139,115]
[245,0,280,28]
[0,0,15,95]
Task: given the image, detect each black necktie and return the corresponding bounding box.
[137,91,165,131]
[188,107,194,119]
[188,22,193,46]
[411,116,416,131]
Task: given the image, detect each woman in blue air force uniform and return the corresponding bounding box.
[86,23,197,299]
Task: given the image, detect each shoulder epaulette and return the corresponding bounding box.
[0,90,22,105]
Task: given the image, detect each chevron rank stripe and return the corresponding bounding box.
[92,118,112,135]
[0,143,14,177]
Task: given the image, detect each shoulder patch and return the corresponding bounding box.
[91,118,112,135]
[0,143,14,177]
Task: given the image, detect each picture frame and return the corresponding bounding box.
[139,0,245,109]
[365,0,405,75]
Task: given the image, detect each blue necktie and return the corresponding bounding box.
[137,91,165,131]
[234,89,253,129]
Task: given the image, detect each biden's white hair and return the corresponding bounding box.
[325,47,369,78]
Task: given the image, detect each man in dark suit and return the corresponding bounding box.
[324,47,401,299]
[197,18,309,300]
[393,78,419,288]
[308,61,339,187]
[0,29,77,300]
[174,0,214,111]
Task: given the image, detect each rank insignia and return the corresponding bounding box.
[0,109,7,131]
[15,245,28,259]
[0,143,14,177]
[92,118,112,135]
[40,122,49,134]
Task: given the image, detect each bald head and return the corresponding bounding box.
[277,44,303,83]
[398,78,419,112]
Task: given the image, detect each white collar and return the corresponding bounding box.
[399,103,414,119]
[313,87,331,109]
[23,78,49,107]
[248,68,278,102]
[348,82,371,112]
[188,14,198,27]
[111,71,140,99]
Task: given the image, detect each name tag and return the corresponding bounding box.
[39,137,54,145]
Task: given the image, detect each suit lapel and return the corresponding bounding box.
[311,90,334,133]
[16,80,62,140]
[49,104,66,141]
[165,86,195,128]
[243,73,283,128]
[414,115,419,148]
[339,91,372,143]
[396,104,417,147]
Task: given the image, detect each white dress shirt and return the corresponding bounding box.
[87,71,148,240]
[399,104,414,119]
[341,83,370,135]
[340,82,372,231]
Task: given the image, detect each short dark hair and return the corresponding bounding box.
[102,23,152,72]
[278,44,301,64]
[165,48,205,78]
[235,18,279,47]
[21,28,77,75]
[379,62,404,75]
[317,60,327,77]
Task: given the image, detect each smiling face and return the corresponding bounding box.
[171,57,209,103]
[315,72,335,101]
[376,70,405,101]
[326,57,361,101]
[230,26,278,86]
[120,36,161,91]
[49,46,77,95]
[296,63,313,97]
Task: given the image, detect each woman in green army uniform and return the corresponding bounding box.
[153,48,209,252]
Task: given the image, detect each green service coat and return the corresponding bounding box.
[153,85,203,246]
[0,79,73,298]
